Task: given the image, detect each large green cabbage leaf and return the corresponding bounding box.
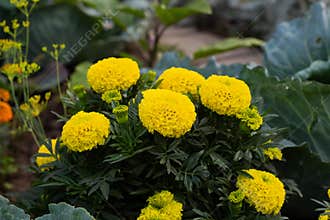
[264,2,330,83]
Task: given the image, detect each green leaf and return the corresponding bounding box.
[194,38,264,59]
[29,4,100,64]
[100,182,110,200]
[155,0,211,26]
[224,66,330,162]
[69,61,92,89]
[264,2,330,83]
[35,202,95,220]
[0,195,30,220]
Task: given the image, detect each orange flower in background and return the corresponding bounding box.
[0,101,13,123]
[0,88,10,102]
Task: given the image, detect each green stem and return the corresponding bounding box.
[24,14,30,61]
[55,57,67,115]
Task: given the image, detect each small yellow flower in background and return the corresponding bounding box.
[113,105,128,124]
[0,88,10,102]
[0,101,13,123]
[0,39,21,53]
[138,191,183,220]
[319,215,329,220]
[139,89,196,138]
[157,67,205,97]
[36,139,58,171]
[87,57,140,93]
[20,92,51,117]
[200,75,251,116]
[236,169,285,215]
[328,188,330,199]
[0,63,22,79]
[10,0,28,8]
[264,147,283,161]
[22,21,30,27]
[101,90,122,104]
[228,189,245,203]
[61,111,110,152]
[11,19,20,29]
[236,106,263,130]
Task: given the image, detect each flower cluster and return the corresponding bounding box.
[0,62,40,80]
[235,169,285,215]
[36,139,58,171]
[138,191,183,220]
[0,39,21,53]
[61,111,110,152]
[236,106,263,130]
[138,89,196,138]
[87,57,140,93]
[200,75,251,116]
[263,147,283,161]
[20,93,51,117]
[158,67,205,97]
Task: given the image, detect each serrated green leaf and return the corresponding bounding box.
[0,195,30,220]
[36,202,95,220]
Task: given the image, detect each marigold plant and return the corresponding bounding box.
[36,139,58,171]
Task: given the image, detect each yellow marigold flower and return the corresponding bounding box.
[62,111,110,152]
[0,101,13,123]
[161,200,183,220]
[138,191,183,220]
[236,169,285,215]
[236,106,263,130]
[87,57,140,93]
[139,89,196,138]
[319,215,329,220]
[148,190,174,208]
[200,75,251,116]
[137,206,170,220]
[36,139,58,171]
[158,67,205,97]
[228,189,245,203]
[101,90,122,103]
[264,147,283,161]
[0,88,10,102]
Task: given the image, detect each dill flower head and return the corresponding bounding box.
[138,191,183,220]
[236,106,263,130]
[200,75,251,116]
[0,88,10,102]
[228,189,245,203]
[263,147,283,161]
[36,139,58,171]
[0,39,21,53]
[236,169,285,215]
[138,89,196,138]
[20,93,51,117]
[87,57,140,93]
[61,111,110,152]
[0,101,13,123]
[158,67,205,97]
[1,63,22,79]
